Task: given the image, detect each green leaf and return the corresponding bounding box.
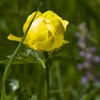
[31,50,46,68]
[0,49,40,65]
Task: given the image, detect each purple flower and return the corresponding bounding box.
[77,63,84,70]
[77,40,86,48]
[81,76,88,84]
[91,47,96,53]
[83,61,90,68]
[86,53,92,59]
[94,56,100,63]
[79,51,86,57]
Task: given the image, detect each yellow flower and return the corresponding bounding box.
[8,10,69,51]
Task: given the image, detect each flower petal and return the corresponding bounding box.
[7,34,21,42]
[45,18,65,38]
[43,10,62,21]
[43,10,69,31]
[62,20,69,30]
[7,34,31,45]
[36,36,68,51]
[25,17,48,44]
[52,18,65,36]
[23,11,42,33]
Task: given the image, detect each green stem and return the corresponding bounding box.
[30,50,48,99]
[44,52,49,100]
[1,3,42,100]
[45,63,49,100]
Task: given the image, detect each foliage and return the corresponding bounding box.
[0,0,100,100]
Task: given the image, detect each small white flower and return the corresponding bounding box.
[9,79,19,92]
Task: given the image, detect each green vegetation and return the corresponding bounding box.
[0,0,100,100]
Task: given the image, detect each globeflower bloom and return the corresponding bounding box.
[8,10,69,51]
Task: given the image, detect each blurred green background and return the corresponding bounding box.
[0,0,100,100]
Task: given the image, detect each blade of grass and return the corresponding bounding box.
[1,2,42,100]
[55,61,65,100]
[1,84,5,100]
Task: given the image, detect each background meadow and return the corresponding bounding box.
[0,0,100,100]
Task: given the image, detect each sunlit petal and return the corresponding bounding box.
[23,11,42,33]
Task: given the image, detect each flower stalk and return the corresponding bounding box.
[45,62,49,100]
[43,52,49,100]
